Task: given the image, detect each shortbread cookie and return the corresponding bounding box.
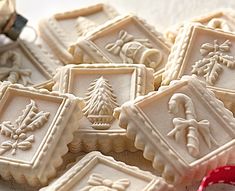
[52,64,154,153]
[69,14,171,87]
[165,10,235,43]
[115,76,235,185]
[162,23,235,96]
[40,151,174,191]
[0,82,83,186]
[0,40,59,87]
[39,3,118,64]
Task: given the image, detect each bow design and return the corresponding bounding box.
[81,173,130,191]
[168,118,217,149]
[105,30,134,55]
[168,93,218,157]
[200,40,231,57]
[0,50,33,86]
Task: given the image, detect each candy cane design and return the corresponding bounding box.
[168,93,218,157]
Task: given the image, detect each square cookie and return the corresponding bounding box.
[115,76,235,185]
[0,82,83,186]
[40,151,173,191]
[69,14,171,87]
[165,10,235,43]
[39,3,118,64]
[162,23,235,94]
[0,40,59,87]
[52,64,154,153]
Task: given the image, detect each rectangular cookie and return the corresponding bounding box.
[115,76,235,186]
[0,81,83,186]
[38,3,118,64]
[40,151,174,191]
[52,64,154,153]
[165,9,235,43]
[0,40,59,87]
[162,23,235,98]
[69,14,171,88]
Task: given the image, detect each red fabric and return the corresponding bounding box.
[197,165,235,191]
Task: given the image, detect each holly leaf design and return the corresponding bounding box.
[15,99,38,129]
[15,99,50,132]
[25,111,50,131]
[0,121,14,137]
[0,140,13,155]
[0,100,50,155]
[17,135,34,151]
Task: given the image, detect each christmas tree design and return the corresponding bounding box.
[83,76,119,130]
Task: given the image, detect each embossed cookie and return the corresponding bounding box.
[69,14,171,87]
[165,10,235,43]
[40,151,173,191]
[39,3,118,64]
[162,23,235,95]
[52,64,154,153]
[0,82,82,186]
[0,40,59,88]
[115,76,235,185]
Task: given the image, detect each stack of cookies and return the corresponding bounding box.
[1,3,235,191]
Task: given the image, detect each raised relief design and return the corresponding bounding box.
[76,17,97,36]
[83,76,119,130]
[207,18,231,32]
[0,100,50,155]
[105,30,162,70]
[192,40,235,85]
[168,93,218,157]
[0,50,33,86]
[81,173,130,191]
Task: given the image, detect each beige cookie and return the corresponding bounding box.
[39,3,118,64]
[52,63,154,153]
[69,14,171,88]
[0,40,59,88]
[40,151,174,191]
[115,76,235,186]
[0,81,83,186]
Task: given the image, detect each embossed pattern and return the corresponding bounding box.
[192,40,235,85]
[168,93,218,157]
[0,50,33,86]
[0,100,50,155]
[81,173,130,191]
[83,76,119,130]
[105,30,163,70]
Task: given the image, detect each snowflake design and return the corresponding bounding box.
[192,40,235,85]
[0,100,50,155]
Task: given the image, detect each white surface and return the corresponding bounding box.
[1,0,235,191]
[17,0,235,32]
